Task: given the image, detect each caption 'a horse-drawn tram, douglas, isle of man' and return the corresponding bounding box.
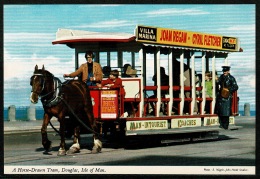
[52,25,242,143]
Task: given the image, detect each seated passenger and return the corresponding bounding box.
[122,64,137,77]
[97,70,125,96]
[149,67,169,115]
[102,66,111,78]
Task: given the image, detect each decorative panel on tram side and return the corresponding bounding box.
[90,89,119,119]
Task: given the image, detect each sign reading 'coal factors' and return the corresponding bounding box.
[137,26,157,42]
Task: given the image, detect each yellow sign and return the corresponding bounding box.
[126,120,168,131]
[135,25,240,52]
[171,118,201,128]
[204,117,219,126]
[101,90,118,118]
[229,116,235,124]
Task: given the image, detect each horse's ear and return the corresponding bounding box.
[42,65,45,71]
[35,65,38,71]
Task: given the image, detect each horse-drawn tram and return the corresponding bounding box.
[38,25,242,153]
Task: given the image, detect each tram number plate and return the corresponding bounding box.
[171,118,201,128]
[126,120,168,131]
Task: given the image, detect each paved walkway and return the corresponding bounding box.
[4,116,254,134]
[4,119,60,134]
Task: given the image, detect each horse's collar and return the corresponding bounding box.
[41,77,62,107]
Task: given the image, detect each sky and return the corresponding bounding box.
[3,4,255,111]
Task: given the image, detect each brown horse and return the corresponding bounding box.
[30,65,102,156]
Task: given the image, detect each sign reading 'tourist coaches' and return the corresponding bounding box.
[135,25,240,52]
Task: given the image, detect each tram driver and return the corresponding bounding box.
[63,51,103,86]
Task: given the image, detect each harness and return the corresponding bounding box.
[41,77,62,107]
[31,73,62,107]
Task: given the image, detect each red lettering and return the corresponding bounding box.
[160,30,173,41]
[204,35,221,47]
[192,34,203,45]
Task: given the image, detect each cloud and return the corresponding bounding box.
[217,24,255,32]
[239,74,255,89]
[138,8,210,17]
[4,33,54,43]
[4,48,74,80]
[73,19,135,29]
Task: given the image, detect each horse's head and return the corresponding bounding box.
[30,65,52,104]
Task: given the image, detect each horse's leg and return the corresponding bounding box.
[92,133,102,154]
[57,115,66,156]
[66,126,80,154]
[41,113,52,152]
[85,107,102,153]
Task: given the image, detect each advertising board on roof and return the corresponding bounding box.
[135,25,240,52]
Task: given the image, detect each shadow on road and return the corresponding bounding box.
[96,154,255,166]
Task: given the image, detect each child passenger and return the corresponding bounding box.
[205,72,213,98]
[97,70,125,96]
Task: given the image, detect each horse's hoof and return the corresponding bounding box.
[91,146,102,154]
[43,141,52,151]
[66,147,80,155]
[57,149,66,156]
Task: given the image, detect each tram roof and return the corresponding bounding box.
[52,28,136,45]
[52,28,243,53]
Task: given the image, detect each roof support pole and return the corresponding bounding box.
[139,48,144,117]
[201,52,206,115]
[118,51,123,68]
[224,55,229,65]
[154,51,157,76]
[95,51,100,63]
[156,47,161,117]
[206,56,209,72]
[179,50,185,115]
[107,52,111,67]
[131,52,135,68]
[211,53,216,114]
[75,49,79,70]
[168,48,173,116]
[190,51,196,115]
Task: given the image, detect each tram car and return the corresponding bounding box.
[52,25,242,143]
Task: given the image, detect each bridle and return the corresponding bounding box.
[30,73,46,96]
[31,72,64,107]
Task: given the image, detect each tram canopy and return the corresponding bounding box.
[52,25,243,53]
[52,28,136,45]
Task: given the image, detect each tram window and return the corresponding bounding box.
[78,53,85,67]
[99,52,108,67]
[122,52,140,77]
[146,53,155,85]
[109,52,117,67]
[123,52,132,66]
[78,52,105,66]
[160,54,168,75]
